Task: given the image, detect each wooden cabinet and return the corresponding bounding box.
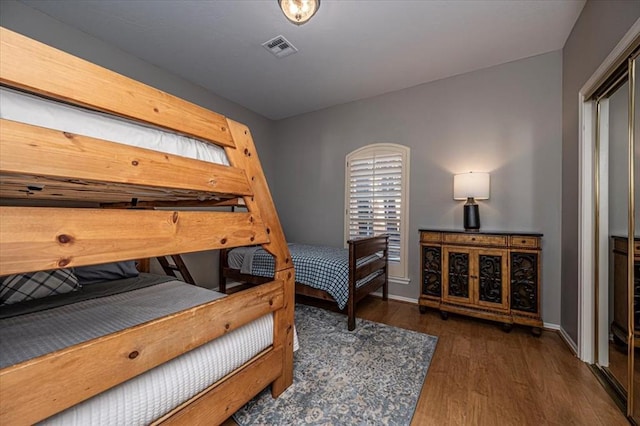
[419,229,543,334]
[611,236,640,347]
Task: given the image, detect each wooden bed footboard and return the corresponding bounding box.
[346,234,389,330]
[0,27,294,425]
[220,234,389,331]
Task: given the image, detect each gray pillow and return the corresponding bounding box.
[0,269,80,305]
[73,261,139,285]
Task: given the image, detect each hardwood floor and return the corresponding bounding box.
[225,297,627,425]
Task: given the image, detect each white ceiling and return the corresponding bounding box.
[21,0,585,120]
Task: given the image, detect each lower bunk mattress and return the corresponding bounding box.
[0,274,274,425]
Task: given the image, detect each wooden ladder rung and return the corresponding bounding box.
[157,254,195,285]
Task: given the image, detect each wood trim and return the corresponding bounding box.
[0,281,284,425]
[0,208,269,275]
[0,119,252,199]
[0,28,234,147]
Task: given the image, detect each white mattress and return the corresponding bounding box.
[41,313,274,425]
[0,87,229,165]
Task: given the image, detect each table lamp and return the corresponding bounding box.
[453,172,490,231]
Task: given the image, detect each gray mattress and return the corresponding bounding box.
[0,274,226,368]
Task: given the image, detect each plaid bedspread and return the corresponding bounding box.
[245,244,381,310]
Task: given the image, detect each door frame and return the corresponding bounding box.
[578,19,640,363]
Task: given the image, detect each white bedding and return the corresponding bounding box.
[0,274,298,425]
[41,313,273,425]
[0,87,229,165]
[0,275,282,425]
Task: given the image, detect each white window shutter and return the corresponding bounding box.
[346,146,408,272]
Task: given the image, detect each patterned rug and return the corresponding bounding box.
[234,304,438,426]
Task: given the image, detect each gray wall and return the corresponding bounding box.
[561,0,640,343]
[0,0,277,289]
[272,52,563,325]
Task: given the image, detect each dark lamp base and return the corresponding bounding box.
[463,199,480,231]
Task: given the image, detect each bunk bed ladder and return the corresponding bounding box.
[156,255,196,285]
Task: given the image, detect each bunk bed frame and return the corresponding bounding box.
[219,235,389,331]
[0,27,294,425]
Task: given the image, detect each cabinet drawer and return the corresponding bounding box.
[510,236,540,249]
[442,233,507,247]
[421,231,442,243]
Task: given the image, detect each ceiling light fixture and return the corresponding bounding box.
[278,0,320,25]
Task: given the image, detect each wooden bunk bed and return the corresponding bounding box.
[219,235,389,331]
[0,27,295,425]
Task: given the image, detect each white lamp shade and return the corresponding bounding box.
[453,172,490,200]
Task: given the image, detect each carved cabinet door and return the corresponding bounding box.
[510,251,540,315]
[421,245,442,297]
[442,246,473,305]
[443,246,509,311]
[474,248,509,311]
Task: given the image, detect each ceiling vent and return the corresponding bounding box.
[262,35,297,58]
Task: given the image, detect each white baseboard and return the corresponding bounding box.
[543,321,561,331]
[557,326,579,356]
[541,321,578,356]
[389,276,411,286]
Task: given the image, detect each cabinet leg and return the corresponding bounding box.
[531,327,542,337]
[440,311,449,320]
[501,323,513,333]
[419,305,428,314]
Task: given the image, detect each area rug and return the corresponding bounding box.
[234,304,438,426]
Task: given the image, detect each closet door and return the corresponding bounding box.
[632,54,640,423]
[604,77,630,397]
[594,51,640,422]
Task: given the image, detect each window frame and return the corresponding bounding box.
[344,143,410,282]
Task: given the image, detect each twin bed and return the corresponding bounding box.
[220,235,389,331]
[0,27,295,425]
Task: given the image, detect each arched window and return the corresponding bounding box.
[345,143,410,282]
